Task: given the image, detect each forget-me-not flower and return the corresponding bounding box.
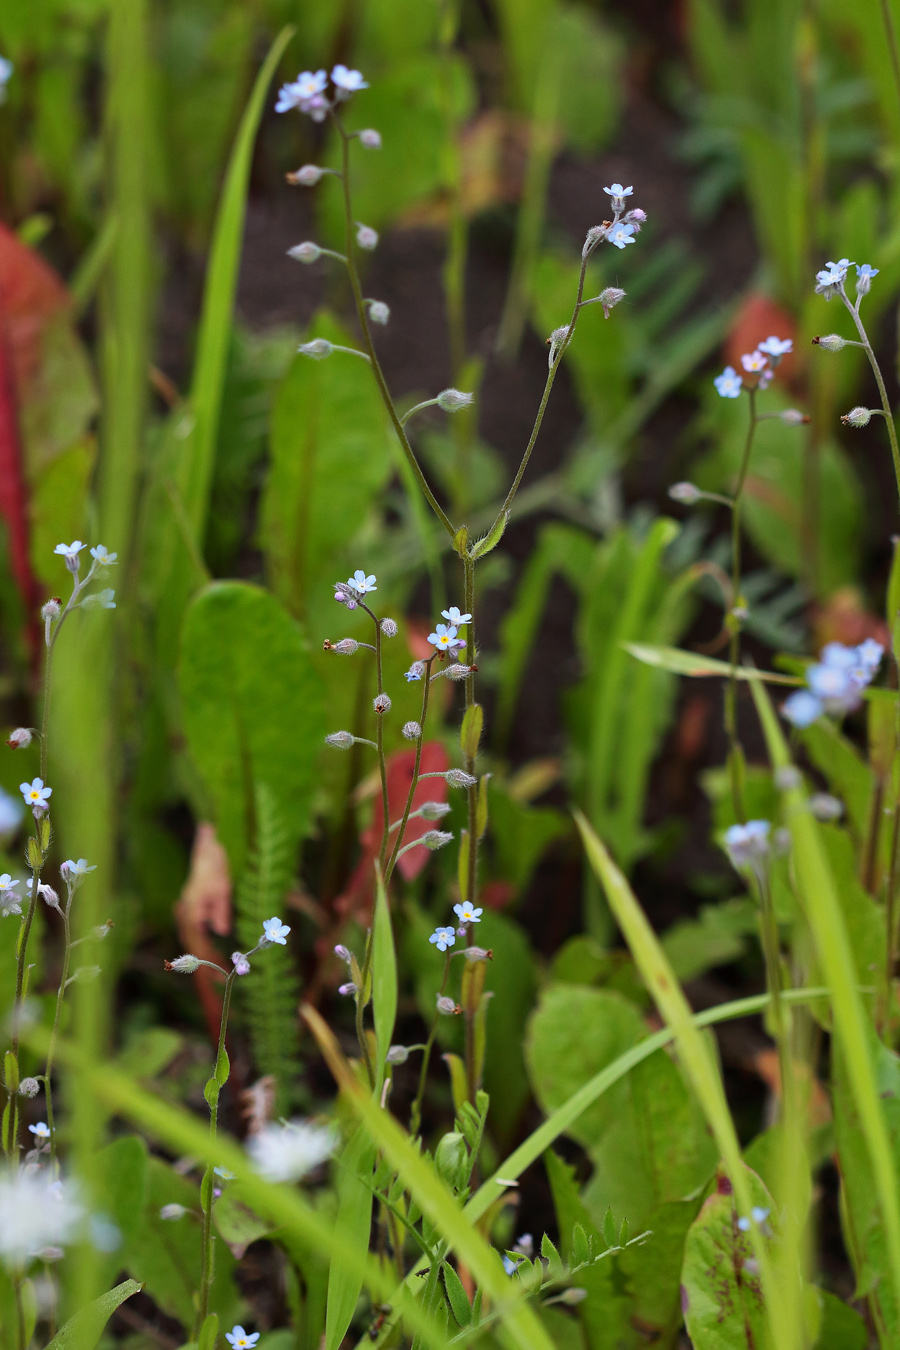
[724,820,771,869]
[20,778,51,811]
[441,607,472,626]
[0,57,12,103]
[54,540,85,571]
[261,917,291,946]
[782,689,823,728]
[28,1122,50,1140]
[225,1328,260,1350]
[603,183,633,208]
[275,70,328,119]
[741,351,768,373]
[607,221,635,250]
[757,336,792,362]
[714,366,743,399]
[89,545,117,566]
[404,662,425,682]
[428,623,465,653]
[429,926,456,952]
[856,263,878,296]
[453,901,483,925]
[331,64,368,94]
[347,570,377,595]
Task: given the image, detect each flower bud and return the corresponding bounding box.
[445,664,471,681]
[334,587,349,605]
[331,638,359,655]
[582,225,607,257]
[668,482,702,504]
[94,922,113,940]
[841,406,872,427]
[286,164,324,186]
[42,598,61,621]
[373,693,392,714]
[299,339,334,360]
[423,829,453,850]
[165,954,200,973]
[335,944,353,963]
[599,286,625,318]
[437,995,458,1015]
[775,766,802,790]
[288,241,322,264]
[386,1045,409,1065]
[381,618,398,637]
[437,388,474,412]
[464,946,491,961]
[160,1204,188,1221]
[325,730,355,749]
[445,769,476,788]
[368,301,390,326]
[420,801,451,820]
[231,952,251,976]
[338,981,357,996]
[402,721,422,741]
[40,886,59,910]
[72,965,101,983]
[434,1131,468,1190]
[559,1288,588,1305]
[809,792,843,821]
[359,128,382,149]
[7,728,32,748]
[18,1078,39,1098]
[356,224,378,250]
[813,334,846,351]
[623,207,646,229]
[780,409,809,425]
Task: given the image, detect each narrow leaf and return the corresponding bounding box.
[45,1279,143,1350]
[471,510,509,559]
[460,704,483,760]
[442,1262,472,1326]
[373,865,398,1081]
[623,643,800,684]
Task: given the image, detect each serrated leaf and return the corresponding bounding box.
[623,642,799,684]
[540,1232,562,1268]
[44,1279,142,1350]
[442,1262,472,1326]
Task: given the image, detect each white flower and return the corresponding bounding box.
[359,128,381,148]
[261,917,291,946]
[332,64,368,94]
[356,224,378,250]
[61,858,97,881]
[20,778,51,810]
[28,1122,50,1140]
[80,588,116,611]
[606,221,635,250]
[226,1328,260,1350]
[347,570,377,594]
[0,1171,84,1265]
[740,350,767,373]
[54,540,85,571]
[89,545,118,566]
[441,607,472,625]
[247,1120,338,1182]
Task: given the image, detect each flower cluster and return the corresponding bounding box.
[275,64,367,121]
[714,335,793,400]
[814,259,877,301]
[429,900,484,952]
[782,640,883,728]
[334,569,377,609]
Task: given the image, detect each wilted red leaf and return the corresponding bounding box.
[174,821,232,1041]
[725,293,798,384]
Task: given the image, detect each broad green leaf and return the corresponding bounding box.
[28,437,95,590]
[811,1288,867,1349]
[198,1313,219,1350]
[44,1279,142,1350]
[661,899,757,984]
[178,581,324,874]
[624,642,798,683]
[373,868,398,1081]
[442,1262,471,1326]
[260,313,394,617]
[618,1197,703,1340]
[214,1187,274,1258]
[325,1127,377,1350]
[680,1169,774,1350]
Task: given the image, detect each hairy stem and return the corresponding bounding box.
[725,388,758,824]
[384,658,436,889]
[843,292,900,508]
[194,968,236,1336]
[409,953,452,1137]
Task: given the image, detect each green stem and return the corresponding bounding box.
[410,954,452,1137]
[194,969,236,1337]
[725,388,758,824]
[356,930,377,1091]
[374,619,390,870]
[334,114,454,539]
[384,658,436,889]
[463,558,478,915]
[843,292,900,509]
[44,907,72,1170]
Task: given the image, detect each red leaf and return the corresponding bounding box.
[725,293,798,385]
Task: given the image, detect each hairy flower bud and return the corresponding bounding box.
[380,617,398,637]
[288,241,322,264]
[423,829,453,851]
[356,224,378,250]
[809,792,843,821]
[373,693,392,714]
[437,995,458,1015]
[386,1045,409,1065]
[42,598,62,621]
[298,338,334,360]
[330,638,359,655]
[598,286,626,318]
[668,482,702,504]
[325,731,355,749]
[359,128,382,148]
[40,885,59,910]
[445,769,477,788]
[841,406,872,427]
[338,981,357,997]
[813,333,846,351]
[160,1204,188,1221]
[623,207,646,229]
[559,1288,588,1306]
[444,663,471,681]
[286,164,324,186]
[780,409,809,425]
[582,224,607,257]
[402,721,422,741]
[231,952,251,976]
[18,1078,39,1098]
[436,388,474,412]
[165,954,200,973]
[420,801,451,820]
[368,300,390,325]
[7,728,32,748]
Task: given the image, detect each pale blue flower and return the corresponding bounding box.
[807,662,860,712]
[429,926,456,952]
[261,917,291,946]
[757,336,793,358]
[404,662,425,682]
[332,64,368,93]
[214,1167,235,1180]
[603,183,633,202]
[453,901,483,924]
[225,1328,260,1350]
[714,366,742,399]
[20,778,51,810]
[855,638,884,674]
[28,1122,50,1139]
[428,623,465,653]
[741,351,767,373]
[782,689,823,728]
[90,545,117,566]
[275,70,328,119]
[751,1206,770,1224]
[0,874,19,895]
[856,263,878,296]
[737,1215,751,1232]
[54,540,85,569]
[441,607,472,626]
[724,820,770,868]
[0,57,12,103]
[815,259,853,297]
[503,1254,523,1275]
[348,570,376,595]
[607,221,635,250]
[0,788,22,835]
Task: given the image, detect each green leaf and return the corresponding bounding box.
[601,1209,616,1249]
[470,510,509,559]
[624,642,799,684]
[214,1188,274,1259]
[44,1279,143,1350]
[540,1231,562,1268]
[811,1288,867,1349]
[680,1169,774,1350]
[442,1262,471,1326]
[460,704,483,760]
[214,1046,231,1087]
[325,1127,376,1350]
[178,581,324,875]
[198,1313,219,1350]
[373,867,398,1082]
